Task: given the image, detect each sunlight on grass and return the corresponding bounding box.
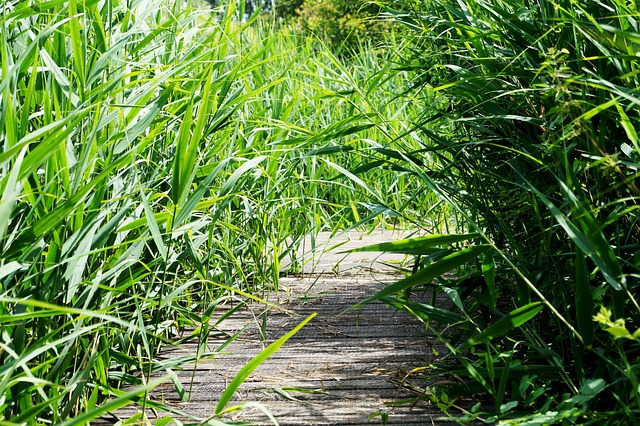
[2,0,638,423]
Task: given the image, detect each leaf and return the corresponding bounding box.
[605,325,631,339]
[380,296,473,329]
[613,97,640,154]
[139,189,167,262]
[464,302,544,348]
[345,233,479,255]
[0,262,27,281]
[348,245,490,310]
[499,400,518,414]
[323,158,382,203]
[528,182,624,291]
[171,98,196,206]
[575,247,594,348]
[372,148,423,166]
[482,250,497,311]
[215,313,316,415]
[0,148,25,251]
[358,202,401,218]
[218,156,267,198]
[579,378,606,396]
[306,145,354,156]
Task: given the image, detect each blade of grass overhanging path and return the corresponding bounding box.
[347,245,491,311]
[344,233,479,254]
[463,302,544,349]
[381,296,473,329]
[575,247,594,348]
[205,280,296,315]
[215,312,317,415]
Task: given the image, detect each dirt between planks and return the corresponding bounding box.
[100,230,460,425]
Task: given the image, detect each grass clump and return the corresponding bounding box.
[0,0,291,421]
[6,0,638,422]
[0,0,422,422]
[359,0,640,422]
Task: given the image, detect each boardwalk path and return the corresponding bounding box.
[109,231,447,424]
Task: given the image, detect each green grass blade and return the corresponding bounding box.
[139,188,168,262]
[0,148,25,251]
[218,155,268,197]
[482,250,497,311]
[215,312,317,415]
[348,244,491,310]
[575,247,594,348]
[464,302,544,348]
[528,182,624,291]
[381,296,473,329]
[171,98,196,207]
[345,233,479,254]
[56,375,173,426]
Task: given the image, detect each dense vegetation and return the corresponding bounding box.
[368,0,640,423]
[0,0,638,424]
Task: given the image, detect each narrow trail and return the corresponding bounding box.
[104,231,450,425]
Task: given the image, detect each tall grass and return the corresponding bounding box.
[0,0,423,422]
[354,0,640,422]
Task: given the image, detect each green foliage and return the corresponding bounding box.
[8,0,640,422]
[275,0,306,17]
[296,0,389,53]
[0,0,312,420]
[0,0,422,422]
[349,0,640,422]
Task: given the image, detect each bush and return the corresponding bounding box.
[296,0,389,53]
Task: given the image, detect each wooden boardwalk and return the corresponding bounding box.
[102,231,451,425]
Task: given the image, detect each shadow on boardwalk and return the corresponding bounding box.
[102,231,457,425]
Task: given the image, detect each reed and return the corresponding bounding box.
[0,0,420,422]
[363,0,640,422]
